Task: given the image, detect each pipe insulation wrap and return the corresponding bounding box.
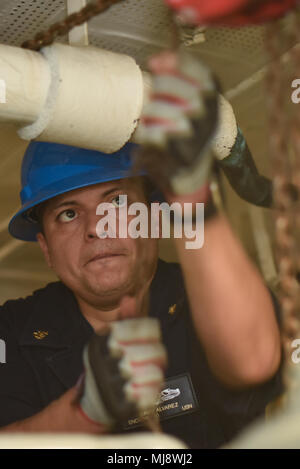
[0,44,50,124]
[211,94,238,160]
[17,43,148,153]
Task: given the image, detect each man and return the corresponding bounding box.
[0,138,282,448]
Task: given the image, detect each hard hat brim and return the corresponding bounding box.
[9,167,144,242]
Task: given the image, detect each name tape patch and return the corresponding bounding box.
[125,372,199,429]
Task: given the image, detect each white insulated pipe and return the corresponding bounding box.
[0,44,51,125]
[0,42,152,153]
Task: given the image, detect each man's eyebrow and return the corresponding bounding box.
[51,200,78,211]
[50,186,124,211]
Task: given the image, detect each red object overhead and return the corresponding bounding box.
[165,0,298,25]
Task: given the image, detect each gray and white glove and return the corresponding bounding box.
[79,317,167,428]
[134,50,219,196]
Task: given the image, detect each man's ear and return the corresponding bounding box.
[36,232,52,269]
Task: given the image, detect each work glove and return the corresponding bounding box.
[135,49,274,208]
[134,50,219,197]
[79,317,167,428]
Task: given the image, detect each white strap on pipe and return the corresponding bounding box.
[17,45,60,143]
[18,0,89,142]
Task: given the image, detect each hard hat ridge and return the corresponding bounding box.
[9,141,143,242]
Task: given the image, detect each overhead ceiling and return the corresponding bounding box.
[0,0,298,303]
[0,0,275,88]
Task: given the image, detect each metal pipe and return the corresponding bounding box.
[67,0,89,46]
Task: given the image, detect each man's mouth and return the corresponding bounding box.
[86,253,124,265]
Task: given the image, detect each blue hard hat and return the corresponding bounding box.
[9,141,143,242]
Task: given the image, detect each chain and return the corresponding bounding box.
[288,10,300,367]
[21,0,124,50]
[265,10,300,388]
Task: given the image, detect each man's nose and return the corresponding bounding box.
[84,210,116,241]
[84,212,100,241]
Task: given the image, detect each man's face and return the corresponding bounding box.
[36,178,158,309]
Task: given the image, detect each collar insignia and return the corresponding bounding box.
[168,304,177,315]
[33,330,49,340]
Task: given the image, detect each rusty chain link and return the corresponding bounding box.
[265,9,300,388]
[21,0,124,50]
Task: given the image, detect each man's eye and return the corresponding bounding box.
[111,195,126,208]
[58,209,77,223]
